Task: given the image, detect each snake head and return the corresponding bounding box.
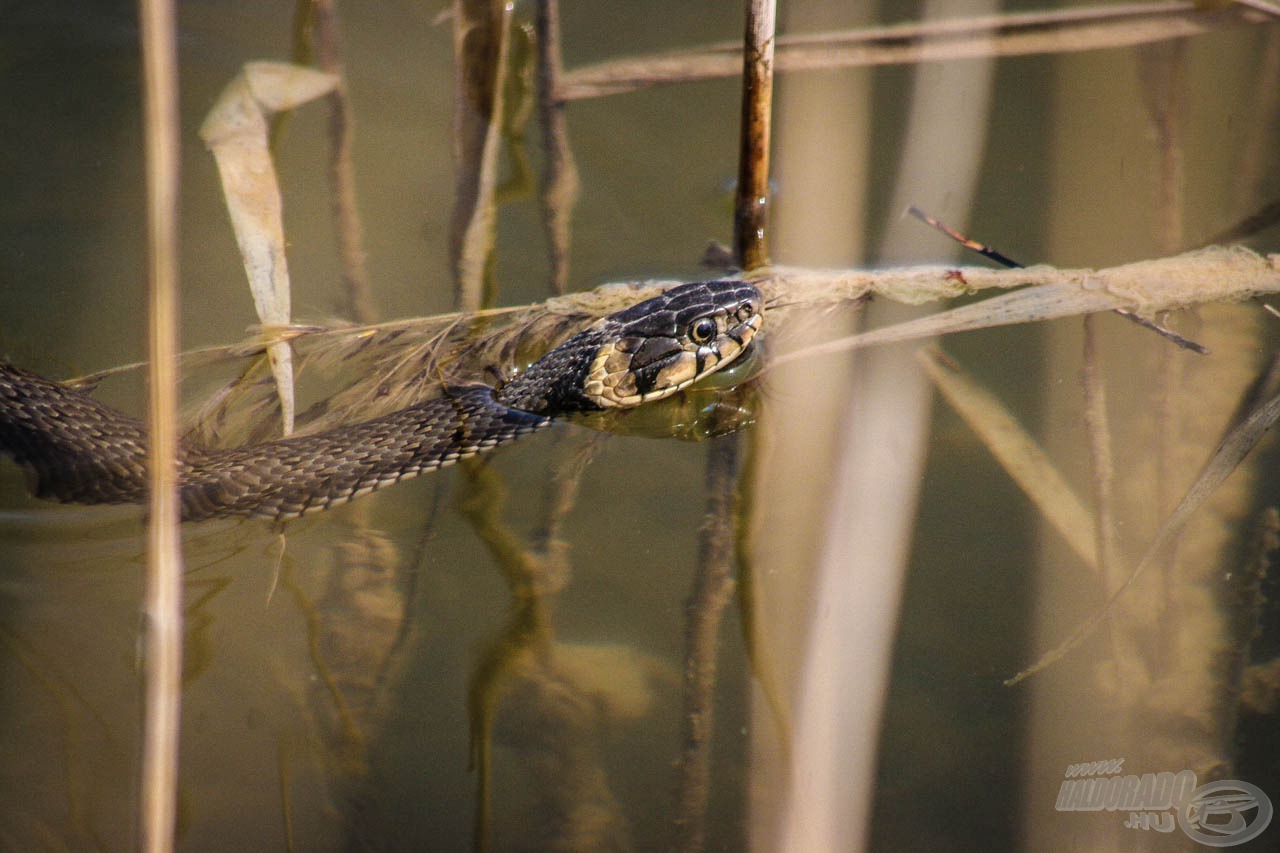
[581,280,763,408]
[495,280,763,415]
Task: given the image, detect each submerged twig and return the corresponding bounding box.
[1007,376,1280,686]
[1138,38,1187,255]
[674,437,743,852]
[1233,28,1280,211]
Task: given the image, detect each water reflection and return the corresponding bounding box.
[0,364,758,848]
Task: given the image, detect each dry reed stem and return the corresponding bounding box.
[450,0,516,311]
[137,0,183,848]
[733,0,777,270]
[556,2,1265,100]
[675,3,776,848]
[312,0,377,324]
[1008,362,1280,685]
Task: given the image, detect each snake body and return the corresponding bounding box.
[0,281,762,521]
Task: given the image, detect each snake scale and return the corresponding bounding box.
[0,281,762,521]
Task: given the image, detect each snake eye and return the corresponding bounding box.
[689,316,718,344]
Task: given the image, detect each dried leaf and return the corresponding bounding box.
[199,62,339,435]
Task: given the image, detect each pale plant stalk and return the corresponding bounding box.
[1027,27,1265,850]
[774,0,996,847]
[747,0,873,840]
[138,0,183,848]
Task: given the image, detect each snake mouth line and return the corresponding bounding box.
[581,294,763,408]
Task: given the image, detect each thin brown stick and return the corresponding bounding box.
[137,0,184,848]
[312,0,377,324]
[675,2,776,847]
[733,0,777,270]
[535,0,579,294]
[556,2,1263,101]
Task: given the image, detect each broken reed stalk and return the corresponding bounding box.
[137,0,184,848]
[733,0,776,270]
[312,0,377,324]
[677,1,776,848]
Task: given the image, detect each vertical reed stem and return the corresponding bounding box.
[733,0,777,270]
[138,0,184,848]
[676,1,776,848]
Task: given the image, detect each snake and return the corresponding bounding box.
[0,280,762,522]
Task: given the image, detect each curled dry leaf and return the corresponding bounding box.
[199,61,340,437]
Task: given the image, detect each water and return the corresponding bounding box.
[2,1,1279,850]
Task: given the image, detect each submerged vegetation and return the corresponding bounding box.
[0,0,1278,849]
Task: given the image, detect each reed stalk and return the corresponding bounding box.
[137,0,184,848]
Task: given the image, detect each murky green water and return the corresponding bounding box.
[2,1,1279,850]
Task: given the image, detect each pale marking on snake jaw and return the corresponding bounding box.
[585,307,762,408]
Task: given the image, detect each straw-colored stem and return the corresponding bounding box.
[137,0,184,848]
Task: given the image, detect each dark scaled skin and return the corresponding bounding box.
[0,281,763,521]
